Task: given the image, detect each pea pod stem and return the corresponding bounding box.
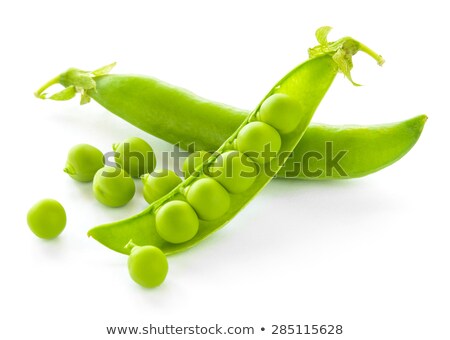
[309,26,384,85]
[34,75,61,99]
[357,41,385,66]
[124,239,138,251]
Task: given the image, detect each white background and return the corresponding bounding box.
[1,1,449,339]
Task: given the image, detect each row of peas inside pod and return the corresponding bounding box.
[123,93,301,288]
[143,93,302,246]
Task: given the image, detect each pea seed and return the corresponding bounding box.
[186,178,230,220]
[155,200,199,244]
[27,199,66,239]
[182,150,211,177]
[93,166,135,207]
[208,150,258,194]
[142,170,182,204]
[236,121,281,163]
[258,93,303,134]
[64,144,104,182]
[127,242,168,288]
[113,137,156,178]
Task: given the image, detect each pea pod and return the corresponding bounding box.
[78,28,383,255]
[34,29,396,181]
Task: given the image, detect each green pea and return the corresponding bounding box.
[258,93,303,134]
[93,166,135,207]
[208,150,258,194]
[236,121,281,163]
[186,178,230,220]
[182,150,211,177]
[113,137,156,178]
[64,144,104,182]
[127,242,168,288]
[27,199,66,239]
[155,200,199,244]
[142,170,182,204]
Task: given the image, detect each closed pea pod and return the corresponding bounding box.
[35,27,394,181]
[85,28,384,255]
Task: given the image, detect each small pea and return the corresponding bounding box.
[126,242,168,288]
[113,137,157,178]
[258,93,303,134]
[236,121,281,164]
[142,170,182,204]
[186,177,230,220]
[93,166,135,207]
[182,150,211,177]
[27,199,66,239]
[64,144,104,182]
[155,200,199,244]
[208,150,258,194]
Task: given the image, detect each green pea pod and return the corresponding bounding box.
[35,28,396,181]
[78,28,382,255]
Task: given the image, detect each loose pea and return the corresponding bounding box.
[182,150,211,177]
[258,93,303,134]
[64,144,104,182]
[142,170,182,204]
[186,178,230,220]
[236,121,281,163]
[27,199,66,239]
[208,150,258,194]
[155,200,199,244]
[113,137,156,178]
[93,166,135,207]
[127,242,168,288]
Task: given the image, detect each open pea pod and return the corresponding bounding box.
[87,27,383,255]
